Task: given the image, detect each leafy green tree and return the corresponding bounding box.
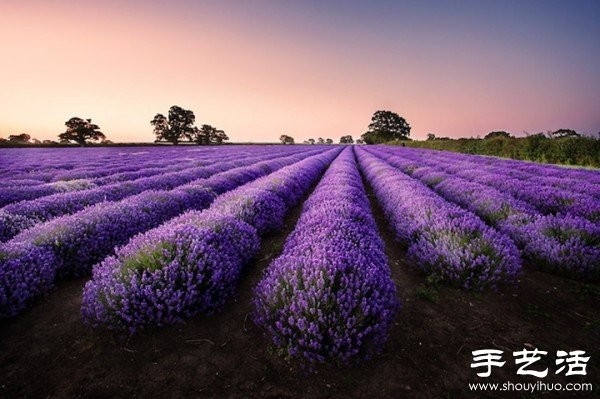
[151,105,197,145]
[150,114,169,142]
[189,124,228,145]
[340,135,354,144]
[8,133,31,143]
[279,134,295,144]
[213,129,228,144]
[362,110,411,144]
[59,118,105,146]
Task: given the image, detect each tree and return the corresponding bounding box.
[340,135,354,144]
[550,129,580,139]
[355,139,364,144]
[317,137,325,144]
[426,133,436,141]
[197,125,212,145]
[361,110,411,144]
[151,114,169,142]
[279,134,295,144]
[188,124,228,145]
[8,133,31,143]
[325,138,333,144]
[151,105,197,145]
[213,129,228,144]
[58,118,105,145]
[307,138,315,145]
[484,131,511,139]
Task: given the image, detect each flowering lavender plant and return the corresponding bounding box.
[254,148,399,366]
[1,150,325,318]
[356,147,522,289]
[80,149,340,333]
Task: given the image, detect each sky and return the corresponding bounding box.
[1,0,599,143]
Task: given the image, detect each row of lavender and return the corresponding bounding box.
[0,150,239,205]
[0,148,332,317]
[0,147,204,185]
[388,147,600,214]
[81,148,341,333]
[356,147,522,288]
[0,147,237,183]
[0,146,310,195]
[0,147,317,241]
[364,146,599,281]
[254,148,399,365]
[429,148,600,189]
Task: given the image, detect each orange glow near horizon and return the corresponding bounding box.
[1,1,599,143]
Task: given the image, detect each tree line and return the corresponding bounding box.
[0,105,230,146]
[4,107,594,166]
[2,108,410,146]
[151,106,228,145]
[281,110,411,145]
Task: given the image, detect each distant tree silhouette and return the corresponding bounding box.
[307,138,315,145]
[339,135,354,144]
[58,118,105,146]
[187,124,225,145]
[427,133,436,141]
[484,131,512,139]
[317,137,325,144]
[151,106,197,145]
[279,134,295,144]
[151,114,169,142]
[213,129,228,144]
[8,133,31,143]
[550,129,580,139]
[325,138,333,144]
[362,110,411,144]
[355,139,364,144]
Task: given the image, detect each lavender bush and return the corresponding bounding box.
[254,148,399,366]
[0,148,321,241]
[356,147,522,289]
[1,150,323,317]
[80,149,340,333]
[367,147,599,280]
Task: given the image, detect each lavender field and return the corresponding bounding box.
[0,145,598,398]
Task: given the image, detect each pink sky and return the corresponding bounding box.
[1,0,599,143]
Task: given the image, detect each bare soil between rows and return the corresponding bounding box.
[1,179,598,399]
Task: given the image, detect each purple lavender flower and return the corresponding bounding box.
[2,149,334,318]
[80,148,341,333]
[356,147,522,289]
[254,148,399,366]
